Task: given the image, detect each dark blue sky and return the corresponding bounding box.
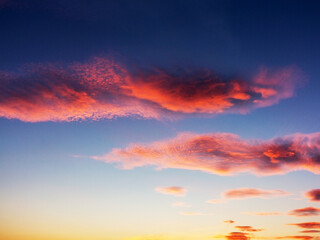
[1,0,319,72]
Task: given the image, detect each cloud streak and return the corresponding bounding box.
[93,132,320,176]
[224,188,289,199]
[300,230,320,233]
[289,207,320,217]
[276,236,314,240]
[0,57,303,122]
[289,222,320,229]
[242,212,281,216]
[155,186,187,197]
[235,226,263,232]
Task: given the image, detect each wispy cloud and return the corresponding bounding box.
[0,57,303,122]
[288,222,320,229]
[171,202,190,207]
[300,230,320,233]
[206,198,227,204]
[289,207,320,217]
[155,186,187,197]
[242,212,281,216]
[223,188,290,199]
[276,236,314,240]
[305,189,320,202]
[235,226,264,232]
[93,132,320,176]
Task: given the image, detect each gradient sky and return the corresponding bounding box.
[0,1,320,240]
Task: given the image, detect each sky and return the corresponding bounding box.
[0,0,320,240]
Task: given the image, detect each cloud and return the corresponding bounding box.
[242,212,281,216]
[224,220,235,224]
[289,207,320,217]
[171,202,190,207]
[276,236,314,240]
[0,57,303,122]
[223,188,289,199]
[155,186,187,197]
[289,222,320,229]
[305,189,320,202]
[93,132,320,176]
[0,58,160,122]
[207,199,227,204]
[225,232,250,240]
[300,230,320,233]
[235,226,263,232]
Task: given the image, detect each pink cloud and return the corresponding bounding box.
[155,186,187,197]
[235,226,263,232]
[93,132,320,176]
[223,188,290,199]
[0,57,303,122]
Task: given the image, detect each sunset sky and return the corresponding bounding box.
[0,1,320,240]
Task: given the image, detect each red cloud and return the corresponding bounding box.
[0,57,303,122]
[225,232,250,240]
[305,189,320,202]
[289,207,320,217]
[93,132,320,176]
[224,188,289,199]
[155,186,187,196]
[289,222,320,229]
[235,226,263,232]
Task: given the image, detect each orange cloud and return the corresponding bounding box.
[289,222,320,229]
[305,189,320,202]
[224,188,289,199]
[225,232,250,240]
[224,220,235,224]
[93,132,320,176]
[235,226,263,232]
[289,207,320,217]
[0,57,303,122]
[155,186,187,196]
[276,236,314,240]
